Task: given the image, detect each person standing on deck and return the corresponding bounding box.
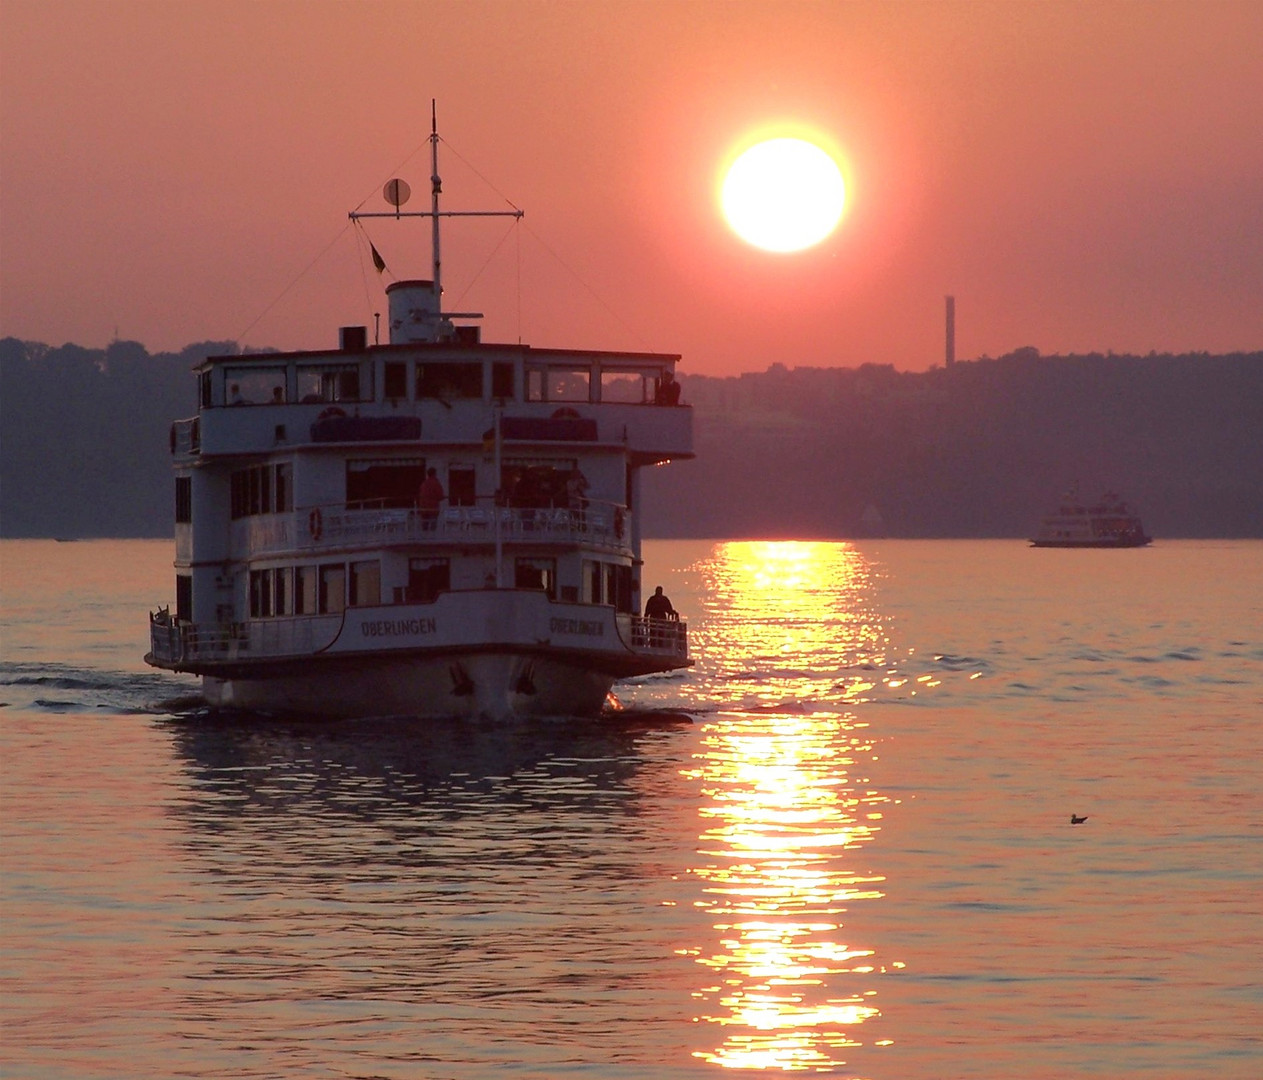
[418,467,444,528]
[644,586,679,647]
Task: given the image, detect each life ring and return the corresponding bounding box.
[317,406,347,421]
[308,507,323,540]
[614,508,625,539]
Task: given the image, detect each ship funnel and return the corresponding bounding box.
[386,279,449,344]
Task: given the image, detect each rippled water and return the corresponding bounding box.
[2,538,1261,1078]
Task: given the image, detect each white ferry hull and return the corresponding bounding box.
[202,650,615,720]
[151,590,688,721]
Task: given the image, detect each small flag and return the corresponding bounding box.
[370,242,386,274]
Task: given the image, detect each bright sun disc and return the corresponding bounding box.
[721,137,846,253]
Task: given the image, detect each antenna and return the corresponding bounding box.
[348,101,524,335]
[430,99,442,312]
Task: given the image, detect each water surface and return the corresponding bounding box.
[3,539,1260,1077]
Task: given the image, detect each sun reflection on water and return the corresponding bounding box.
[682,542,895,1071]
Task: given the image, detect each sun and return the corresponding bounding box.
[721,137,847,253]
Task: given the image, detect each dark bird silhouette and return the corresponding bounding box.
[1070,814,1088,825]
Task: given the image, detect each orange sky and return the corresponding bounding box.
[2,0,1260,375]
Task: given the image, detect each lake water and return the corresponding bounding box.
[2,538,1261,1078]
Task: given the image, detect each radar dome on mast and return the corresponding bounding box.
[349,103,522,345]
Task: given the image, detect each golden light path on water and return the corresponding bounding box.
[680,542,901,1071]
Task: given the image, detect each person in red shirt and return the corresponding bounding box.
[418,467,444,528]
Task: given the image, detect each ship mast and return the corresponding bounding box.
[349,100,523,337]
[429,99,442,313]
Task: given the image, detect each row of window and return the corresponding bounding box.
[223,457,588,519]
[205,360,667,408]
[245,557,561,618]
[230,464,293,519]
[249,560,382,618]
[177,554,633,624]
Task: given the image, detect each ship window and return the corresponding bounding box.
[615,565,634,613]
[224,366,286,406]
[275,567,292,616]
[515,558,556,599]
[175,574,192,622]
[407,558,449,603]
[601,370,650,403]
[501,459,577,509]
[199,372,212,409]
[175,477,192,524]
[232,464,291,518]
[492,362,514,399]
[526,367,546,402]
[319,564,346,614]
[295,566,317,615]
[416,362,481,399]
[448,467,476,507]
[547,367,591,403]
[275,464,292,513]
[347,458,424,510]
[297,364,363,404]
[248,470,259,516]
[350,561,381,607]
[249,569,275,618]
[384,362,407,399]
[584,559,602,604]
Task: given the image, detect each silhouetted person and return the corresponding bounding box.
[418,467,444,528]
[655,369,681,405]
[645,585,678,647]
[645,586,677,620]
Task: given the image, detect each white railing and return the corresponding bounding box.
[244,499,631,555]
[150,606,688,665]
[625,615,689,659]
[149,609,342,665]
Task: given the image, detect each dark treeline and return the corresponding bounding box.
[642,349,1263,539]
[0,338,236,538]
[2,338,1260,538]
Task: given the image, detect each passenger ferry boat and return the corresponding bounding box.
[1030,489,1151,548]
[146,110,693,719]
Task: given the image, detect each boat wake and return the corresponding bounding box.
[0,662,199,716]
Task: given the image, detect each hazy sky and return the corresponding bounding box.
[2,0,1260,375]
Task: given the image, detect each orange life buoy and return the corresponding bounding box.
[309,507,323,540]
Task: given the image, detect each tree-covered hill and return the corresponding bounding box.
[2,338,1260,538]
[641,350,1263,539]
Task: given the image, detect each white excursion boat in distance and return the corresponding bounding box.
[1030,489,1152,548]
[146,106,694,719]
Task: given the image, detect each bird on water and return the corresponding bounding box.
[1071,814,1088,825]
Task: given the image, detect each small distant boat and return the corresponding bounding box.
[1031,489,1151,548]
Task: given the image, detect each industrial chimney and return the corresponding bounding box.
[945,295,956,367]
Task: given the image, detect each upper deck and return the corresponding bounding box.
[174,335,692,465]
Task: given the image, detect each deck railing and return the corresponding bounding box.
[150,606,688,665]
[625,615,689,659]
[244,499,630,555]
[148,609,341,665]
